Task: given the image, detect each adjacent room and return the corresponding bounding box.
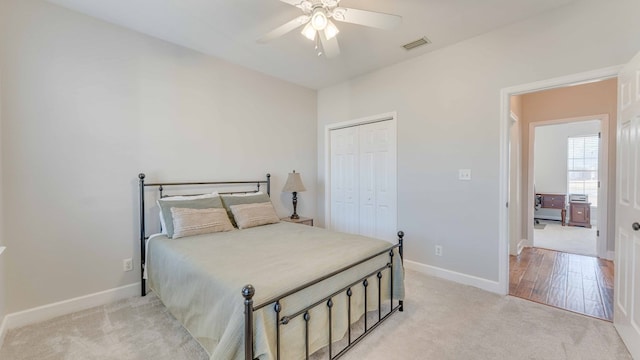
[1,0,640,359]
[508,79,617,322]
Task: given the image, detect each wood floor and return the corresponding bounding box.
[509,247,614,321]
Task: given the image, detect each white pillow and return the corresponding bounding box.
[230,202,280,229]
[157,192,219,234]
[170,207,233,239]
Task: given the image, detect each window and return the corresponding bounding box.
[567,135,599,206]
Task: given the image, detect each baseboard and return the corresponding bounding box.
[3,282,140,332]
[606,250,615,261]
[517,239,527,255]
[404,260,502,294]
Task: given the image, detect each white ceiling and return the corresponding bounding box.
[45,0,578,89]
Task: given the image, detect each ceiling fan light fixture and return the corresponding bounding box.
[301,22,317,41]
[261,0,401,59]
[324,20,339,40]
[311,10,328,31]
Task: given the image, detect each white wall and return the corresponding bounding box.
[317,0,640,283]
[0,0,317,313]
[534,120,600,194]
[534,120,600,222]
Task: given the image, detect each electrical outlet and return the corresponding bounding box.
[123,258,133,272]
[435,245,443,257]
[458,169,471,181]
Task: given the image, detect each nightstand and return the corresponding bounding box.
[568,202,591,228]
[280,216,314,226]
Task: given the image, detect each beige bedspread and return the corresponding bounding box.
[147,221,404,360]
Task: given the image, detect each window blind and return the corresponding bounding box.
[567,135,599,206]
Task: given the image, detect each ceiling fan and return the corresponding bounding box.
[258,0,402,58]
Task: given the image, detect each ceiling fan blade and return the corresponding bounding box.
[279,0,302,6]
[333,7,401,30]
[319,31,340,58]
[258,15,310,43]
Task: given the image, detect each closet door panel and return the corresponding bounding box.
[359,126,376,237]
[330,118,396,241]
[374,121,397,241]
[359,121,397,241]
[330,126,359,234]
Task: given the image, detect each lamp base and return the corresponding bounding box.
[290,191,299,220]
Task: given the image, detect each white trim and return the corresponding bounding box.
[0,247,6,348]
[405,260,502,294]
[517,239,527,255]
[606,250,615,261]
[499,65,621,295]
[510,111,519,123]
[324,111,397,232]
[2,282,140,332]
[0,314,7,350]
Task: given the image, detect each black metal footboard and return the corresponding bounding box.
[243,231,405,360]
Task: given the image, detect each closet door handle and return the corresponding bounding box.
[633,222,640,231]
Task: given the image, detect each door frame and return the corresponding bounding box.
[498,66,621,294]
[324,111,397,232]
[525,114,609,258]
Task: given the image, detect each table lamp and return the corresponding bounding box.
[282,170,306,219]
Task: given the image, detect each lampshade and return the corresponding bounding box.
[301,22,317,41]
[282,171,306,193]
[324,20,339,40]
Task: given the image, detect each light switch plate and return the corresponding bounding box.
[459,169,471,181]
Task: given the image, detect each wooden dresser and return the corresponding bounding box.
[536,193,567,226]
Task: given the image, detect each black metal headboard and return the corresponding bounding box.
[137,172,271,296]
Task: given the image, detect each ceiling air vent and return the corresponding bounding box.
[402,37,431,51]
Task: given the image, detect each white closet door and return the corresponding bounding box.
[330,118,397,241]
[359,121,397,241]
[330,126,359,234]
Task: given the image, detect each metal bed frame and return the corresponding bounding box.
[138,173,404,360]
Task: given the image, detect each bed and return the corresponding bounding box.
[138,173,405,360]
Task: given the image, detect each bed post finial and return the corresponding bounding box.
[139,173,146,297]
[243,285,255,360]
[242,285,255,299]
[397,231,404,261]
[397,231,404,312]
[266,173,271,197]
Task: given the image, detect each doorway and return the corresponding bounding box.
[532,119,603,257]
[502,75,617,321]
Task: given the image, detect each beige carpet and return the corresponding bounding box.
[0,269,631,360]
